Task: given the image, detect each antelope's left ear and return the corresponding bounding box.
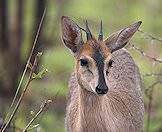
[105,21,142,53]
[61,16,83,54]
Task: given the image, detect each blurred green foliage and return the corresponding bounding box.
[4,0,162,131]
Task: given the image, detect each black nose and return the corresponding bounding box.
[96,86,108,95]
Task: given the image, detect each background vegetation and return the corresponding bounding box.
[0,0,162,131]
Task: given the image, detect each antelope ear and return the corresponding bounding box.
[61,16,83,54]
[105,21,142,53]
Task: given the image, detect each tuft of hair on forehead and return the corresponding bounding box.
[87,38,100,49]
[78,36,111,60]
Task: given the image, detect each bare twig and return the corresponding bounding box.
[143,73,162,77]
[146,88,153,132]
[138,30,162,43]
[1,53,42,132]
[23,100,52,132]
[34,86,64,129]
[23,81,61,132]
[131,44,162,63]
[26,124,39,131]
[132,30,162,131]
[145,81,162,132]
[2,8,46,129]
[145,81,162,96]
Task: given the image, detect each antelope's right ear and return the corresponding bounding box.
[61,16,83,54]
[105,21,142,53]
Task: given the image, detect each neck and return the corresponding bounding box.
[79,88,102,108]
[78,86,107,131]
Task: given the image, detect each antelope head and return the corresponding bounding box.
[61,16,141,95]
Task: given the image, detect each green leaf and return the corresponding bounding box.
[32,67,49,79]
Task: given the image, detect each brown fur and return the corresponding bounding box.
[65,49,144,132]
[78,39,111,58]
[61,16,144,132]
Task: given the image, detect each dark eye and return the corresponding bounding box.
[80,59,88,66]
[108,59,114,68]
[106,60,114,76]
[106,70,109,76]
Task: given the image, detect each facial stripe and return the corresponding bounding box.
[93,49,107,89]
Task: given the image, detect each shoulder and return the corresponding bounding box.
[108,48,143,91]
[111,48,138,72]
[112,48,133,62]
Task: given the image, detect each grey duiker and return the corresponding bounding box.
[61,16,144,132]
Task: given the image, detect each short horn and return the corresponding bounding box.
[85,20,92,40]
[98,20,103,41]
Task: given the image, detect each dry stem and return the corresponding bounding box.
[1,53,41,132]
[1,8,46,130]
[22,100,52,132]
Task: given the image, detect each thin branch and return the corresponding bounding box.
[145,81,162,132]
[1,53,42,132]
[23,77,61,132]
[26,124,39,131]
[143,73,162,77]
[132,30,162,132]
[138,30,162,43]
[129,29,162,132]
[145,81,162,96]
[144,81,162,132]
[22,100,52,132]
[146,88,153,132]
[2,8,46,129]
[131,44,162,63]
[34,87,62,128]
